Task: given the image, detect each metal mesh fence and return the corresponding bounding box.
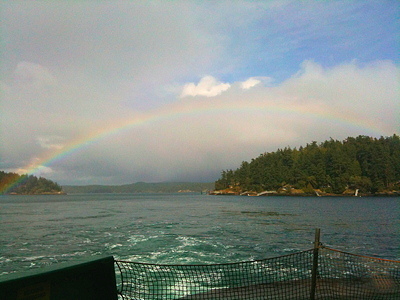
[316,247,400,299]
[115,247,400,300]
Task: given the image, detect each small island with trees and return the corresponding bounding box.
[0,171,64,195]
[212,135,400,197]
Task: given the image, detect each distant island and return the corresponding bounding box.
[212,135,400,197]
[63,182,214,194]
[0,171,214,195]
[0,171,64,195]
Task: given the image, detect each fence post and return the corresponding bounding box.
[310,228,320,300]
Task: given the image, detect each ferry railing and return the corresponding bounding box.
[115,229,400,300]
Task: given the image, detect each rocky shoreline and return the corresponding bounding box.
[209,188,399,197]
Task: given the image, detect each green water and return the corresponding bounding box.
[0,193,398,276]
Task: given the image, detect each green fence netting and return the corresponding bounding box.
[115,247,400,300]
[316,247,400,299]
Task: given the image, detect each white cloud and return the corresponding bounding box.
[241,77,261,89]
[240,77,273,89]
[181,76,231,97]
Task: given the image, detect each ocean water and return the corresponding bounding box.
[0,193,398,276]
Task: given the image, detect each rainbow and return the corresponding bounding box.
[1,100,393,193]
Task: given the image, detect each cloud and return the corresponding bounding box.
[240,77,273,89]
[180,76,231,97]
[241,77,261,89]
[179,75,272,98]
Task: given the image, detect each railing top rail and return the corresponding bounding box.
[321,246,400,263]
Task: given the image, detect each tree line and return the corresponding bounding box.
[63,182,214,194]
[215,135,400,195]
[0,171,63,194]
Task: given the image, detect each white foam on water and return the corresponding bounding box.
[108,243,123,249]
[60,251,87,257]
[23,255,46,261]
[127,234,159,245]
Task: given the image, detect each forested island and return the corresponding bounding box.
[0,171,64,195]
[213,135,400,196]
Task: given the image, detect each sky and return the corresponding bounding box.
[1,0,399,186]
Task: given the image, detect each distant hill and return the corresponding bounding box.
[63,182,214,194]
[214,134,400,196]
